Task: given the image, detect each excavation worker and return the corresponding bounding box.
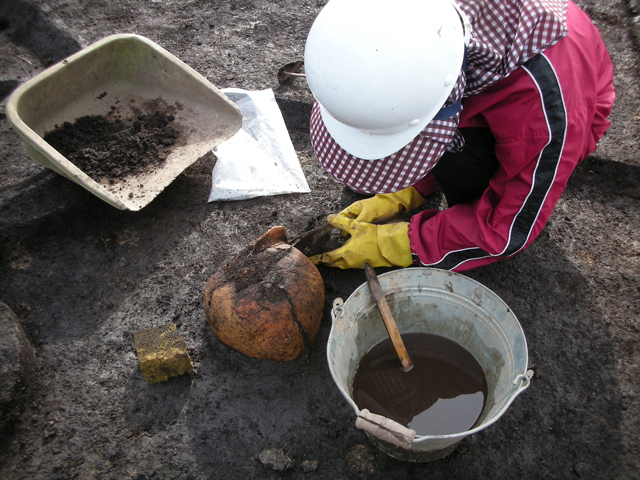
[304,0,615,271]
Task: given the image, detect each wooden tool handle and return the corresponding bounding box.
[364,263,413,372]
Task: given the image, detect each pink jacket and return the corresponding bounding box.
[409,1,615,271]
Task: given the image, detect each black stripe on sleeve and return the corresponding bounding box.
[423,53,567,270]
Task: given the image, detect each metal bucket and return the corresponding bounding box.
[327,268,532,462]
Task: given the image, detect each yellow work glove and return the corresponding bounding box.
[339,186,426,224]
[309,214,413,269]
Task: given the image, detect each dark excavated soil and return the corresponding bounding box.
[43,102,181,181]
[0,0,639,479]
[220,246,291,293]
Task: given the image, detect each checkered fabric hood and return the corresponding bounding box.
[311,0,568,194]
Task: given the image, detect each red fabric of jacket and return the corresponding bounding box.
[409,1,615,271]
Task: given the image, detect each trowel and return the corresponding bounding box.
[288,223,346,257]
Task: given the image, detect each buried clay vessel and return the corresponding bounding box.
[204,226,325,361]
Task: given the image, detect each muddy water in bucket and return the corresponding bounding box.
[352,333,488,436]
[327,268,533,462]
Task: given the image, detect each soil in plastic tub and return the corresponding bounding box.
[43,98,182,183]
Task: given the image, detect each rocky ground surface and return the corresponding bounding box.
[0,0,639,479]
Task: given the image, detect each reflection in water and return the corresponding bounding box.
[352,333,487,436]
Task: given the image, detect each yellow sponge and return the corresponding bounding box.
[134,323,194,384]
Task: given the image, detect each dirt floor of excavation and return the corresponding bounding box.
[0,0,639,479]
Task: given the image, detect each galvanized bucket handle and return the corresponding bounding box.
[332,297,344,320]
[356,409,416,449]
[514,370,534,389]
[511,369,534,397]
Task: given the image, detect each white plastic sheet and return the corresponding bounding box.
[208,88,311,202]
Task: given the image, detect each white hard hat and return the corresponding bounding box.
[304,0,465,160]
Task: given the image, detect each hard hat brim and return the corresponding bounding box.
[318,104,436,161]
[310,101,459,194]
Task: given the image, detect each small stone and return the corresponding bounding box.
[258,448,294,472]
[43,422,57,441]
[346,444,376,476]
[133,323,193,384]
[573,462,588,477]
[0,301,37,433]
[300,459,318,472]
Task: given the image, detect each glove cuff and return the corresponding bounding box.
[378,223,413,268]
[402,186,427,212]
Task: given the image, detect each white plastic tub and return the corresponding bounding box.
[6,34,242,211]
